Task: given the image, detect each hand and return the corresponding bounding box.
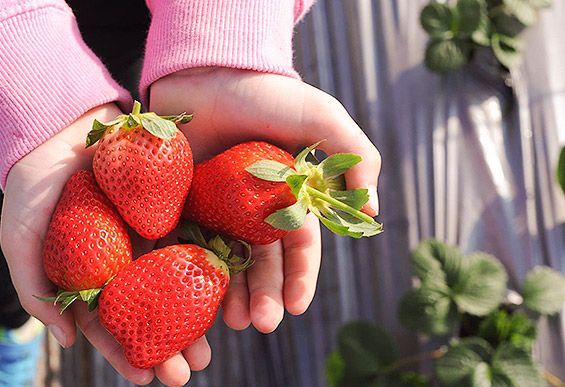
[0,104,210,386]
[149,67,381,333]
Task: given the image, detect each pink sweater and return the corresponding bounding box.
[0,0,314,188]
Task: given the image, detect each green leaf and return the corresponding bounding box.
[286,174,308,197]
[420,3,454,37]
[139,112,178,140]
[522,266,565,315]
[337,321,397,379]
[471,12,491,46]
[491,33,522,68]
[160,112,193,124]
[452,253,508,316]
[469,362,492,387]
[85,117,124,147]
[326,351,346,387]
[491,343,543,386]
[245,160,295,182]
[316,209,383,238]
[435,338,493,385]
[503,0,537,26]
[319,153,362,179]
[294,142,322,172]
[398,286,458,336]
[478,310,536,350]
[410,240,464,287]
[425,38,471,73]
[179,222,209,249]
[557,146,565,195]
[457,0,484,35]
[79,288,102,312]
[265,199,308,231]
[329,189,369,211]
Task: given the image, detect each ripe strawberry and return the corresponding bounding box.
[86,101,193,240]
[43,170,132,293]
[97,233,251,369]
[183,141,383,244]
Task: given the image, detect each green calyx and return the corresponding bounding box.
[34,287,104,314]
[180,222,254,274]
[245,142,383,238]
[85,100,193,148]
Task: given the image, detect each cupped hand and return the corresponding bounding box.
[0,103,210,386]
[149,67,381,334]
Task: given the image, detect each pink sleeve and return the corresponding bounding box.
[0,0,132,189]
[140,0,316,103]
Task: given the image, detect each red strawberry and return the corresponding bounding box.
[86,101,193,240]
[43,170,132,293]
[97,234,250,369]
[183,141,383,244]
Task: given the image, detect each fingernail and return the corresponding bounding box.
[48,325,67,348]
[368,185,379,215]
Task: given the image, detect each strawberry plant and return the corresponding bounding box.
[421,0,552,73]
[326,240,565,386]
[183,141,383,245]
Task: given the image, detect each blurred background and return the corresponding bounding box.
[11,0,565,385]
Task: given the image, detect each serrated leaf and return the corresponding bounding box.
[398,286,458,336]
[329,189,369,211]
[457,0,484,35]
[452,253,508,316]
[425,38,471,73]
[319,153,362,179]
[139,113,178,140]
[491,33,522,68]
[265,199,308,231]
[435,338,493,385]
[491,343,543,386]
[246,160,295,182]
[420,3,454,37]
[85,117,124,148]
[326,351,346,387]
[294,142,322,172]
[503,0,537,26]
[338,321,397,379]
[522,266,565,315]
[410,240,463,287]
[316,209,383,238]
[478,310,536,351]
[286,174,307,197]
[557,146,565,195]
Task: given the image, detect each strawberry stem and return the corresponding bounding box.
[304,186,375,224]
[132,100,142,115]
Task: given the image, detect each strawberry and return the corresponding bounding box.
[42,171,132,309]
[97,229,251,369]
[183,141,383,244]
[86,101,193,240]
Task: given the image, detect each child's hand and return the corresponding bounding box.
[0,104,210,386]
[149,67,382,333]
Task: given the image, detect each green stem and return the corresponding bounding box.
[132,100,142,115]
[304,186,375,224]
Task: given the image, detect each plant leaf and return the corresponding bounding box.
[491,343,544,386]
[286,175,308,197]
[472,12,491,46]
[139,112,178,140]
[425,38,471,73]
[435,338,493,385]
[491,33,522,69]
[319,153,362,179]
[265,199,308,231]
[452,253,508,316]
[246,160,295,182]
[316,209,383,238]
[503,0,537,26]
[469,362,492,387]
[522,266,565,315]
[79,288,102,311]
[85,117,124,147]
[294,142,323,172]
[457,0,484,35]
[420,3,454,37]
[337,321,397,379]
[329,189,369,211]
[557,146,565,195]
[159,112,193,124]
[478,310,536,351]
[398,286,458,336]
[326,351,346,387]
[410,240,463,287]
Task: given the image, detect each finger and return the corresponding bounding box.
[154,353,191,387]
[72,303,154,385]
[182,335,211,371]
[283,214,322,315]
[222,271,251,330]
[246,241,284,333]
[1,233,77,348]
